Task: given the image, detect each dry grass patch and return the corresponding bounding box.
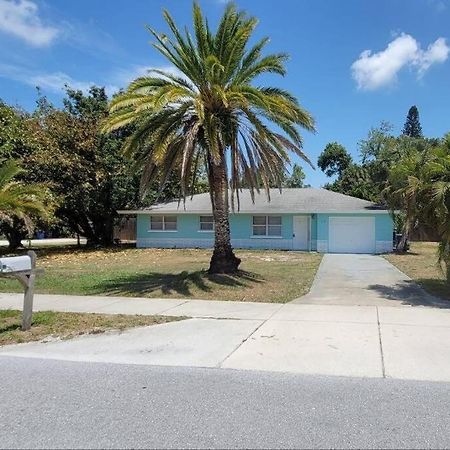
[0,310,183,346]
[0,247,322,303]
[384,241,450,302]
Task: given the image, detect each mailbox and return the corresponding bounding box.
[0,251,39,331]
[0,255,32,273]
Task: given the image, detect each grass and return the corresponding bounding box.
[384,241,450,302]
[0,247,322,303]
[0,309,183,346]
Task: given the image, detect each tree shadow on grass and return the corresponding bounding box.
[94,269,264,298]
[367,279,450,308]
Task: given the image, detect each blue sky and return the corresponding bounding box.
[0,0,449,187]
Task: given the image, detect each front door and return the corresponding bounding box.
[293,216,309,250]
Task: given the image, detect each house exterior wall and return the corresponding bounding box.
[136,212,393,253]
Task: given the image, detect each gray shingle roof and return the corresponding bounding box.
[119,188,388,214]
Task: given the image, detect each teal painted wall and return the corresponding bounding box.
[137,214,214,239]
[136,212,393,250]
[375,214,394,241]
[137,213,294,240]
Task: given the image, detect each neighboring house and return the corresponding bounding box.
[118,188,393,254]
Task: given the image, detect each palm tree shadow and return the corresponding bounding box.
[94,269,263,298]
[367,280,450,308]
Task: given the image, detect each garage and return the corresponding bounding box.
[328,216,375,254]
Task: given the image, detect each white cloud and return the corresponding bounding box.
[0,62,186,98]
[0,0,58,47]
[351,33,449,90]
[416,37,450,74]
[0,63,115,95]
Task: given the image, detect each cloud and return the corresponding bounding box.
[0,62,116,95]
[0,0,59,47]
[351,33,449,90]
[0,62,185,98]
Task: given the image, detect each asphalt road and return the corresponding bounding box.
[1,357,450,449]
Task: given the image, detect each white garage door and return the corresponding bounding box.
[328,217,375,254]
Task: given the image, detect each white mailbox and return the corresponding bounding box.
[0,251,40,330]
[0,255,32,273]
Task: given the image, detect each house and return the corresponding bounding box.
[118,188,394,254]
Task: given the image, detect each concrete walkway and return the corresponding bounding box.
[1,292,450,382]
[292,254,449,307]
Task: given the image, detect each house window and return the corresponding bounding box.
[150,215,177,231]
[199,215,214,231]
[252,216,282,237]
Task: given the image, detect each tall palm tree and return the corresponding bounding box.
[103,3,315,273]
[0,160,48,230]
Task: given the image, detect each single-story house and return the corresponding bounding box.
[118,188,394,254]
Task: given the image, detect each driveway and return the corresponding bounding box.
[292,254,448,307]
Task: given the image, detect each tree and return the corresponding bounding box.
[29,87,142,246]
[402,105,423,138]
[285,164,306,188]
[103,3,315,273]
[0,160,49,247]
[384,134,450,278]
[318,142,352,177]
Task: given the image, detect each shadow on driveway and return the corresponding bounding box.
[367,281,450,308]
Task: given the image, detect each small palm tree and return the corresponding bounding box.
[0,160,49,231]
[385,138,450,281]
[103,3,315,273]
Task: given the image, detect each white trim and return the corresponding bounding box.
[147,230,178,233]
[136,237,292,250]
[119,209,391,215]
[197,230,214,233]
[250,235,283,239]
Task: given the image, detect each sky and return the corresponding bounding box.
[0,0,449,187]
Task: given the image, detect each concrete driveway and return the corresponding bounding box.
[292,254,448,307]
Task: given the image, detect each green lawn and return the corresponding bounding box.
[0,247,322,303]
[384,241,450,302]
[0,310,183,346]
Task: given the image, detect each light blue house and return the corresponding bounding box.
[119,188,394,254]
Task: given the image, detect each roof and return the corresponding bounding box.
[118,188,389,215]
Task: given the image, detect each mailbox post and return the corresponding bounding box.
[0,251,40,331]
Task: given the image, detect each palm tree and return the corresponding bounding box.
[423,144,450,281]
[385,138,450,281]
[103,3,315,273]
[0,160,49,232]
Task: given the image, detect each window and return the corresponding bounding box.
[252,216,282,237]
[150,215,177,231]
[199,215,214,231]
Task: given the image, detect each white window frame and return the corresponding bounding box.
[149,215,177,232]
[198,215,214,232]
[251,215,282,238]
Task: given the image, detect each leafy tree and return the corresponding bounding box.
[318,142,352,177]
[402,105,423,138]
[358,121,394,164]
[285,164,306,188]
[29,87,142,246]
[103,3,315,273]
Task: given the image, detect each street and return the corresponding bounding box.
[1,356,449,449]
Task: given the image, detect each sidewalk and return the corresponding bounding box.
[1,293,450,382]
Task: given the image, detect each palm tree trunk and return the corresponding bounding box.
[207,154,241,274]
